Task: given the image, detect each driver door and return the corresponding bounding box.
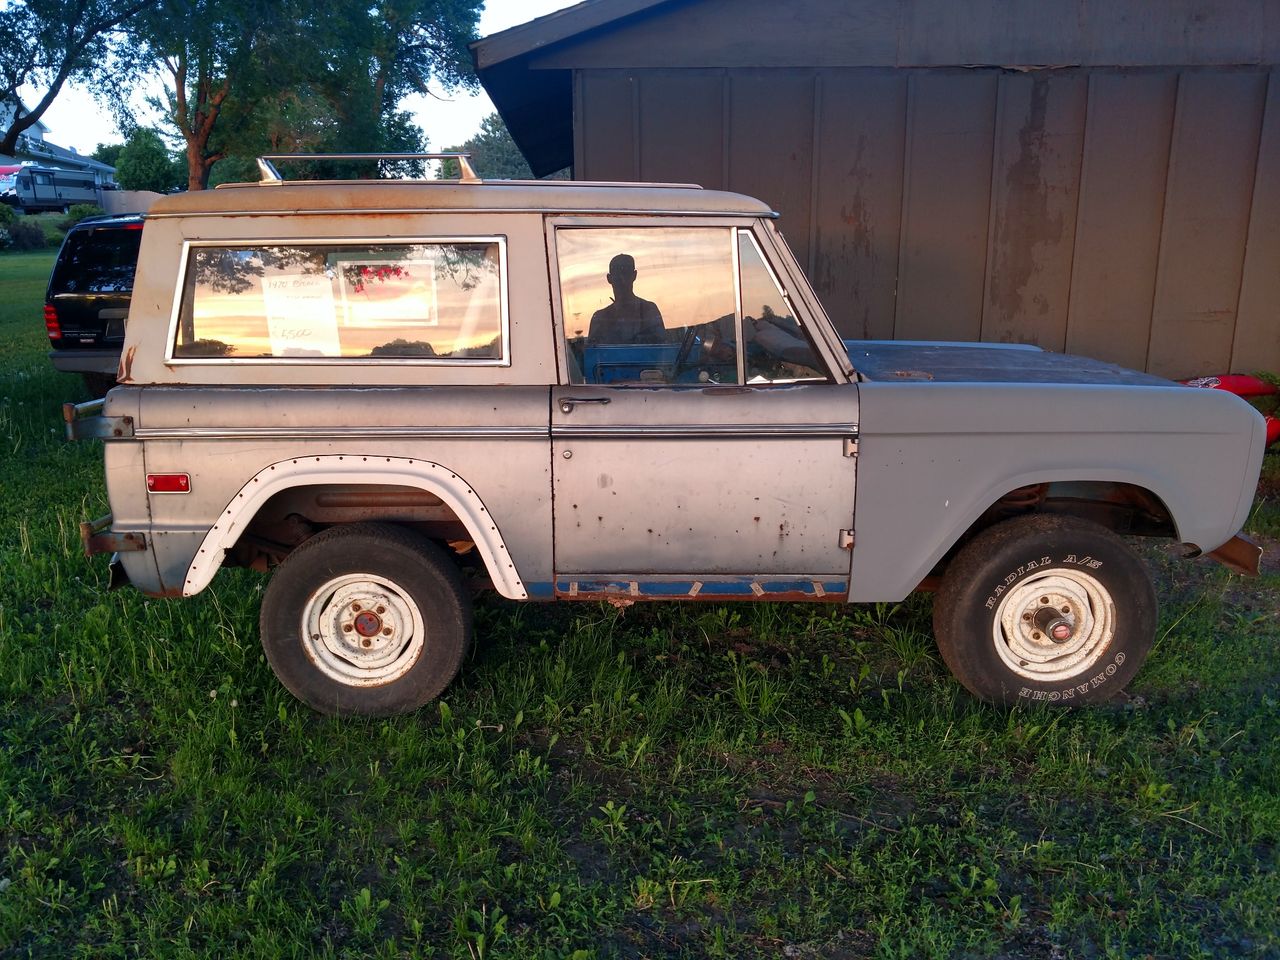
[548,220,858,599]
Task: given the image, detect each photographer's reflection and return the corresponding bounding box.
[585,253,667,344]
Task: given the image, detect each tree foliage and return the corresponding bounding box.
[92,142,125,167]
[438,113,568,181]
[120,0,482,189]
[0,0,157,155]
[115,128,182,192]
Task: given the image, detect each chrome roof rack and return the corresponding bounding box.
[255,153,480,184]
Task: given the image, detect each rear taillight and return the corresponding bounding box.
[147,473,191,493]
[43,303,61,340]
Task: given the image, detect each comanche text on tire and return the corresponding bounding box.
[259,522,472,717]
[933,514,1157,706]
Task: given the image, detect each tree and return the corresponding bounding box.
[126,0,290,191]
[0,0,157,156]
[123,0,483,189]
[438,113,568,180]
[92,142,125,167]
[115,128,181,192]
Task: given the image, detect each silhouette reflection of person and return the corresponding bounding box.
[585,253,667,344]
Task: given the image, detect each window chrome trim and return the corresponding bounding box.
[164,235,511,367]
[551,422,857,440]
[134,425,547,441]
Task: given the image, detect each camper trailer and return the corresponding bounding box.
[0,164,100,212]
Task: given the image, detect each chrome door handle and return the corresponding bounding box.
[559,397,611,414]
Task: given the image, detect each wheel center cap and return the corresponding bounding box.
[353,611,383,637]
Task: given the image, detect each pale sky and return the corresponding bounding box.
[21,0,580,156]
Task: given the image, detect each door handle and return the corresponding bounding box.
[559,397,611,414]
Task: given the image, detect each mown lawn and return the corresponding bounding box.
[1,248,1278,959]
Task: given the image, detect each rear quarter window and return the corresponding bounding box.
[50,227,142,294]
[171,239,508,363]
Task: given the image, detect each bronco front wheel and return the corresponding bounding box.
[933,515,1156,706]
[259,522,471,716]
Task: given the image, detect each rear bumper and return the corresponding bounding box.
[49,347,120,375]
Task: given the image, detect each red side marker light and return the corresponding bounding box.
[44,303,61,339]
[147,473,191,493]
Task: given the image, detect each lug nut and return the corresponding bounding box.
[361,639,371,648]
[1061,606,1070,614]
[376,605,385,614]
[382,627,392,636]
[351,602,361,611]
[343,624,353,633]
[1022,612,1033,622]
[1039,596,1050,604]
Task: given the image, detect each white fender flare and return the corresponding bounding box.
[182,455,528,600]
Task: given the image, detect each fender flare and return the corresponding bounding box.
[181,454,528,600]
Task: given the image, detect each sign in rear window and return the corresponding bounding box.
[172,240,506,361]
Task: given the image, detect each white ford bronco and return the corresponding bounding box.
[66,154,1266,716]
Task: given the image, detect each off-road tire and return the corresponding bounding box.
[933,515,1156,706]
[260,522,471,716]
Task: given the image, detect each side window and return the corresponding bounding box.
[172,240,506,361]
[737,232,827,383]
[557,227,738,385]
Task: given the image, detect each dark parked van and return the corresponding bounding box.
[45,215,142,395]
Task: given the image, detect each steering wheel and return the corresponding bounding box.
[670,322,709,382]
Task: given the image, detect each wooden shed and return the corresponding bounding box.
[473,0,1280,378]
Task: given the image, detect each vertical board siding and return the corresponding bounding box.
[726,71,818,271]
[981,72,1087,349]
[895,71,999,341]
[1065,72,1177,370]
[1231,70,1280,375]
[577,65,1275,374]
[639,72,725,188]
[579,71,638,180]
[810,71,907,340]
[1148,71,1268,378]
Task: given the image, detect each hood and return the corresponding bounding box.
[844,340,1174,387]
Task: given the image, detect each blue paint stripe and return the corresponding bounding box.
[553,578,848,598]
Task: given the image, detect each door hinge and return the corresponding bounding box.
[839,529,855,550]
[843,437,858,458]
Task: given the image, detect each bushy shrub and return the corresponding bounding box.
[60,204,106,230]
[8,220,46,250]
[0,205,16,226]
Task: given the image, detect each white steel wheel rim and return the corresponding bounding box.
[301,573,426,686]
[992,568,1116,682]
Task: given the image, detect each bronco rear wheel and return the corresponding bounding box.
[260,522,471,716]
[933,515,1156,706]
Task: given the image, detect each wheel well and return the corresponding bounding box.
[923,481,1176,588]
[227,483,481,574]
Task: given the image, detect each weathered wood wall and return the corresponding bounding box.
[570,63,1278,378]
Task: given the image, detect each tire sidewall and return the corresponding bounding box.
[935,518,1156,706]
[261,527,470,716]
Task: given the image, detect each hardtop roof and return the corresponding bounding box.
[147,179,774,218]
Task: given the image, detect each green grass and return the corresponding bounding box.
[1,249,1278,958]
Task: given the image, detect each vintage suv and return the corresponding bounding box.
[66,154,1266,716]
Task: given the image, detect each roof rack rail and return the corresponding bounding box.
[255,153,479,184]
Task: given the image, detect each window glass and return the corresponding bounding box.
[557,227,737,385]
[737,232,827,382]
[49,226,141,293]
[173,241,504,360]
